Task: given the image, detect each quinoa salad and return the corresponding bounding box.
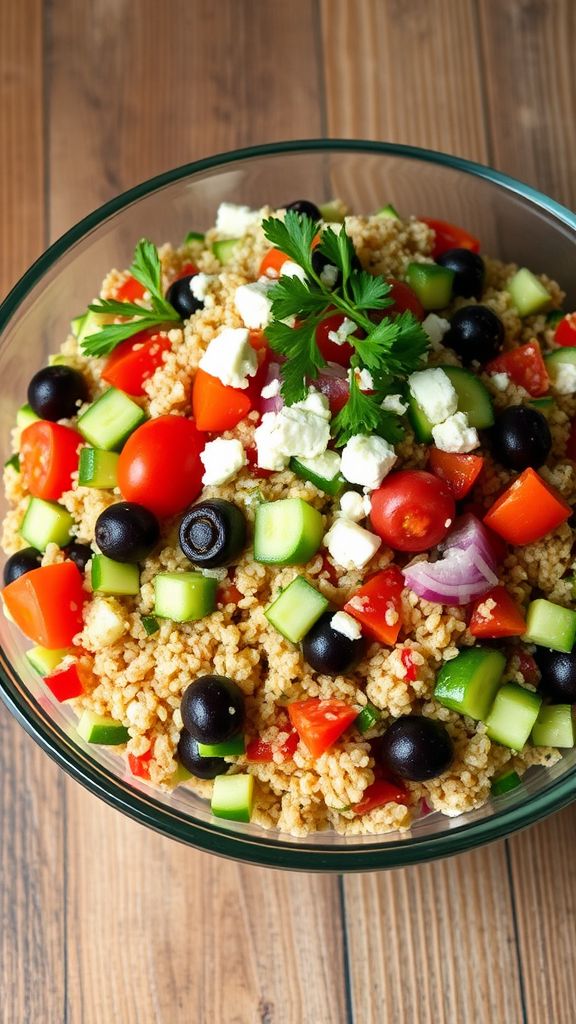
[2,197,576,837]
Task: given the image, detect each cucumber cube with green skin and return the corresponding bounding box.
[527,396,555,417]
[16,403,40,430]
[408,364,494,442]
[290,453,345,496]
[154,572,217,622]
[523,599,576,653]
[507,268,551,316]
[532,705,575,748]
[26,646,68,676]
[78,448,120,488]
[265,576,329,644]
[197,734,245,757]
[355,703,382,734]
[484,683,542,750]
[211,773,254,822]
[212,238,240,265]
[184,231,205,243]
[377,203,400,219]
[254,498,324,565]
[406,262,454,310]
[141,615,160,636]
[491,769,522,797]
[77,388,146,451]
[168,761,194,786]
[74,304,111,346]
[319,201,346,223]
[77,710,130,745]
[434,647,506,721]
[546,309,565,328]
[4,453,20,472]
[91,554,140,596]
[20,497,74,551]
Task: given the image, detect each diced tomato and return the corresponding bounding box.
[469,585,527,639]
[43,662,87,701]
[321,554,339,586]
[387,279,425,321]
[20,421,82,501]
[116,275,146,302]
[178,262,198,278]
[513,648,539,686]
[259,249,291,279]
[248,329,268,353]
[2,562,86,648]
[554,313,576,347]
[420,217,481,259]
[192,368,252,432]
[287,698,358,758]
[246,730,299,763]
[483,467,571,545]
[353,778,410,815]
[102,332,171,396]
[400,648,418,681]
[343,567,405,645]
[566,419,576,461]
[217,582,243,606]
[315,312,358,366]
[486,340,549,397]
[245,444,273,478]
[128,747,153,780]
[428,448,484,500]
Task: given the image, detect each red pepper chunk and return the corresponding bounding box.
[400,649,418,682]
[486,340,549,397]
[420,218,480,258]
[554,313,576,347]
[343,567,405,646]
[354,779,410,815]
[3,562,86,648]
[427,448,484,500]
[192,368,252,431]
[288,699,358,758]
[259,248,291,279]
[43,663,86,701]
[128,748,153,780]
[483,467,571,545]
[116,275,146,302]
[469,585,527,639]
[102,332,171,396]
[246,730,299,763]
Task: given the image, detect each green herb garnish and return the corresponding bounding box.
[81,239,181,357]
[262,211,429,445]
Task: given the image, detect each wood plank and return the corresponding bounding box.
[46,3,348,1022]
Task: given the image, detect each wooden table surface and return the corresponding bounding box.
[1,2,575,1021]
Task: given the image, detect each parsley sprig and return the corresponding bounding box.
[80,239,181,357]
[262,211,429,445]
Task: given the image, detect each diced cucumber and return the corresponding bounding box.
[532,704,575,748]
[168,761,194,786]
[211,773,254,822]
[212,238,240,265]
[91,554,140,596]
[48,353,71,367]
[406,262,454,310]
[507,268,550,316]
[78,447,120,488]
[74,303,111,346]
[377,203,400,219]
[154,571,217,622]
[546,309,565,328]
[408,364,494,442]
[290,452,345,496]
[319,201,346,223]
[16,403,40,430]
[265,575,328,643]
[491,768,522,797]
[355,703,382,734]
[77,709,130,745]
[434,647,506,721]
[26,645,68,676]
[523,598,576,653]
[77,388,146,451]
[527,396,555,417]
[197,734,245,757]
[141,615,160,636]
[254,498,323,565]
[184,231,205,243]
[20,497,74,551]
[4,453,20,472]
[484,683,542,750]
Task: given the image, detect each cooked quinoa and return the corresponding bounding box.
[3,200,575,838]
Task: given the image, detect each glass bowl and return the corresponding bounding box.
[1,140,576,871]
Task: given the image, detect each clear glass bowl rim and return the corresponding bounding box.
[1,138,576,871]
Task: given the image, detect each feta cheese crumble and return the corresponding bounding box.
[350,367,374,391]
[340,434,397,490]
[198,327,257,389]
[408,367,458,424]
[328,317,357,346]
[254,391,331,470]
[331,610,362,641]
[200,438,246,486]
[280,260,307,282]
[215,202,261,236]
[339,491,370,522]
[422,314,451,350]
[323,518,381,569]
[550,361,576,395]
[381,393,408,415]
[260,378,281,400]
[432,411,480,453]
[320,264,339,288]
[190,273,217,303]
[234,280,274,330]
[490,371,510,392]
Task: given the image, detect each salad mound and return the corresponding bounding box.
[2,198,576,837]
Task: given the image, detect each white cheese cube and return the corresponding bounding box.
[331,610,363,641]
[340,434,397,490]
[422,314,451,350]
[254,392,331,471]
[328,317,357,346]
[489,371,510,392]
[323,518,381,569]
[215,202,260,236]
[280,260,307,282]
[320,264,339,288]
[84,598,127,648]
[350,367,374,391]
[234,280,274,330]
[432,411,480,453]
[408,367,458,424]
[198,327,258,389]
[339,491,368,522]
[381,393,408,415]
[190,273,217,302]
[201,439,246,485]
[551,361,576,395]
[260,378,281,399]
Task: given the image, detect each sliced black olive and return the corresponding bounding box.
[3,547,42,586]
[65,542,93,573]
[490,405,551,470]
[179,499,246,568]
[285,200,321,221]
[533,648,576,703]
[374,715,454,781]
[177,729,228,779]
[27,365,89,421]
[435,248,485,300]
[443,305,504,366]
[180,674,245,745]
[302,611,366,675]
[94,502,160,563]
[165,275,203,320]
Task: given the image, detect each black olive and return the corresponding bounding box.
[165,275,203,320]
[94,502,160,563]
[181,675,245,744]
[302,611,366,675]
[443,305,504,366]
[436,248,485,300]
[179,499,246,568]
[375,715,454,781]
[490,405,551,471]
[27,365,89,421]
[533,648,576,703]
[177,729,228,779]
[65,542,93,573]
[3,547,42,586]
[285,200,321,221]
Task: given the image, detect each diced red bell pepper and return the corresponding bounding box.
[178,262,198,278]
[3,562,86,648]
[343,567,405,645]
[102,332,171,396]
[554,313,576,347]
[128,747,153,780]
[246,730,299,763]
[116,275,146,302]
[420,218,481,258]
[353,778,410,815]
[20,421,82,501]
[486,340,549,397]
[259,249,291,279]
[483,467,571,545]
[469,585,527,638]
[43,662,86,701]
[428,448,484,500]
[400,648,418,681]
[192,368,252,431]
[288,698,358,758]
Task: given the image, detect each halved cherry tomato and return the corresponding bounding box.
[353,778,410,815]
[420,217,481,259]
[192,368,252,432]
[128,747,153,780]
[2,562,85,648]
[315,312,358,366]
[116,275,146,302]
[469,585,527,639]
[287,698,358,758]
[486,340,549,397]
[117,415,206,518]
[554,313,576,347]
[483,467,571,545]
[102,332,171,396]
[20,421,82,500]
[344,567,405,645]
[259,249,291,279]
[178,262,198,278]
[370,470,455,552]
[245,444,273,478]
[246,730,299,763]
[43,662,87,701]
[428,448,484,500]
[387,279,425,321]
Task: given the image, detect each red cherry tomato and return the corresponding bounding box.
[117,415,206,518]
[2,562,86,648]
[178,262,198,278]
[427,448,484,500]
[387,279,425,321]
[369,469,456,552]
[353,779,410,815]
[20,421,82,500]
[245,444,273,478]
[554,313,576,347]
[116,275,146,302]
[102,332,171,396]
[420,218,481,258]
[246,730,299,763]
[315,312,359,366]
[288,698,358,758]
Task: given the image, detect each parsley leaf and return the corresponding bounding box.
[332,373,405,446]
[353,311,428,375]
[317,226,354,285]
[348,270,393,311]
[267,277,328,321]
[265,318,326,404]
[261,211,318,276]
